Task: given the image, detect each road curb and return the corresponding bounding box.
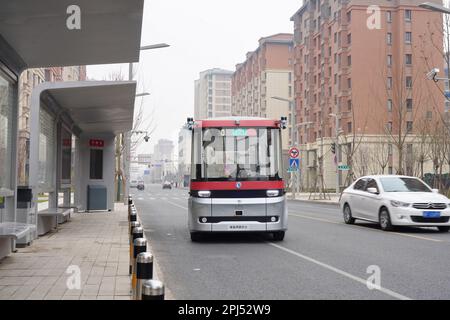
[290,199,340,207]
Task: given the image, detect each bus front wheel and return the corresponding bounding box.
[272,231,285,241]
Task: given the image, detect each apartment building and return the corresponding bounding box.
[194,68,233,119]
[291,0,444,190]
[231,33,294,150]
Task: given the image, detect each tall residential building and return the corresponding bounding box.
[153,139,176,181]
[291,0,444,190]
[17,66,87,185]
[231,33,294,150]
[194,68,233,119]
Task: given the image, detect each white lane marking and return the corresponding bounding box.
[267,242,411,300]
[290,213,443,243]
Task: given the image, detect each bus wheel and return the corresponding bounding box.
[272,231,285,241]
[190,232,202,242]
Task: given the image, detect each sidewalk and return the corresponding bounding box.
[0,203,132,300]
[286,192,340,206]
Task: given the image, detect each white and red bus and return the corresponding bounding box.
[186,117,288,241]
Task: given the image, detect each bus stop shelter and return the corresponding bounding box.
[24,81,136,238]
[0,0,144,259]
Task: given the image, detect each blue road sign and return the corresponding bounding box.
[289,158,300,171]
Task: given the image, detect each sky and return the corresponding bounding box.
[87,0,303,157]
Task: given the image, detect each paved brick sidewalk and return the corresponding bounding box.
[0,203,132,300]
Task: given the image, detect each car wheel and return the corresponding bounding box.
[272,231,285,241]
[343,204,355,224]
[190,232,202,242]
[437,226,450,233]
[379,208,394,231]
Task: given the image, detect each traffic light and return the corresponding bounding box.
[331,143,336,154]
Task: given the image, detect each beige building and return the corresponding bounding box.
[231,33,294,150]
[291,0,446,191]
[194,68,233,119]
[17,66,86,185]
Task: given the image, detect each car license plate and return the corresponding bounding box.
[423,211,441,218]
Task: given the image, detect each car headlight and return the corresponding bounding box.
[266,190,280,197]
[198,191,211,198]
[390,200,410,208]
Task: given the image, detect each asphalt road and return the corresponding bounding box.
[131,184,450,300]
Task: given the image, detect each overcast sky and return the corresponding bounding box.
[87,0,302,157]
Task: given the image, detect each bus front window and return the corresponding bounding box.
[194,127,282,181]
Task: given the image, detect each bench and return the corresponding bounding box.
[0,222,36,259]
[37,208,71,235]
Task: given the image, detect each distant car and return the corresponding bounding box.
[162,181,172,189]
[130,180,138,188]
[137,181,145,191]
[340,175,450,232]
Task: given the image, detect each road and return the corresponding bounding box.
[131,184,450,300]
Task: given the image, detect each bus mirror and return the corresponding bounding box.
[280,117,288,129]
[186,117,195,130]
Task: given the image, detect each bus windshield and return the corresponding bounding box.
[192,127,282,181]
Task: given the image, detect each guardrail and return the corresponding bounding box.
[127,196,165,300]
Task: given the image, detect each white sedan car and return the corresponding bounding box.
[339,175,450,232]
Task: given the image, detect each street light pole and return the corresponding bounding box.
[330,113,340,195]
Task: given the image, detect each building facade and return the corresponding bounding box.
[231,33,294,150]
[291,0,445,191]
[194,68,233,119]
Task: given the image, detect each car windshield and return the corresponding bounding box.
[379,177,431,193]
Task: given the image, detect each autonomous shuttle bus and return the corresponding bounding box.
[186,117,288,241]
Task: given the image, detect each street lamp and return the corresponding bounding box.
[271,96,300,196]
[419,2,450,14]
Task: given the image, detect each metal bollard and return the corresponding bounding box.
[141,280,164,300]
[134,251,153,300]
[132,237,147,296]
[128,196,133,205]
[129,227,144,275]
[129,209,137,223]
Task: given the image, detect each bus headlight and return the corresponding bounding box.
[198,191,211,198]
[266,190,280,197]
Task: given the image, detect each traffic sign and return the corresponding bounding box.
[289,158,300,172]
[338,165,350,171]
[289,147,300,159]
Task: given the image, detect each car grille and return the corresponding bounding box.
[411,216,450,223]
[412,203,447,210]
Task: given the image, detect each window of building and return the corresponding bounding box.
[387,77,393,89]
[387,55,392,66]
[347,122,352,133]
[405,54,412,65]
[387,121,393,133]
[347,33,352,45]
[406,98,413,111]
[387,99,393,112]
[348,99,352,111]
[406,121,413,133]
[406,76,412,88]
[0,70,15,191]
[387,33,392,45]
[405,9,412,22]
[348,55,352,66]
[405,32,412,44]
[387,11,392,23]
[347,78,352,89]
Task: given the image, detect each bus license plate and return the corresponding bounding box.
[423,211,441,218]
[228,225,248,231]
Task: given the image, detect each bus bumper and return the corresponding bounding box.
[188,196,288,233]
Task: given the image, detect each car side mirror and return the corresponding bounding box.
[367,187,379,194]
[432,189,439,194]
